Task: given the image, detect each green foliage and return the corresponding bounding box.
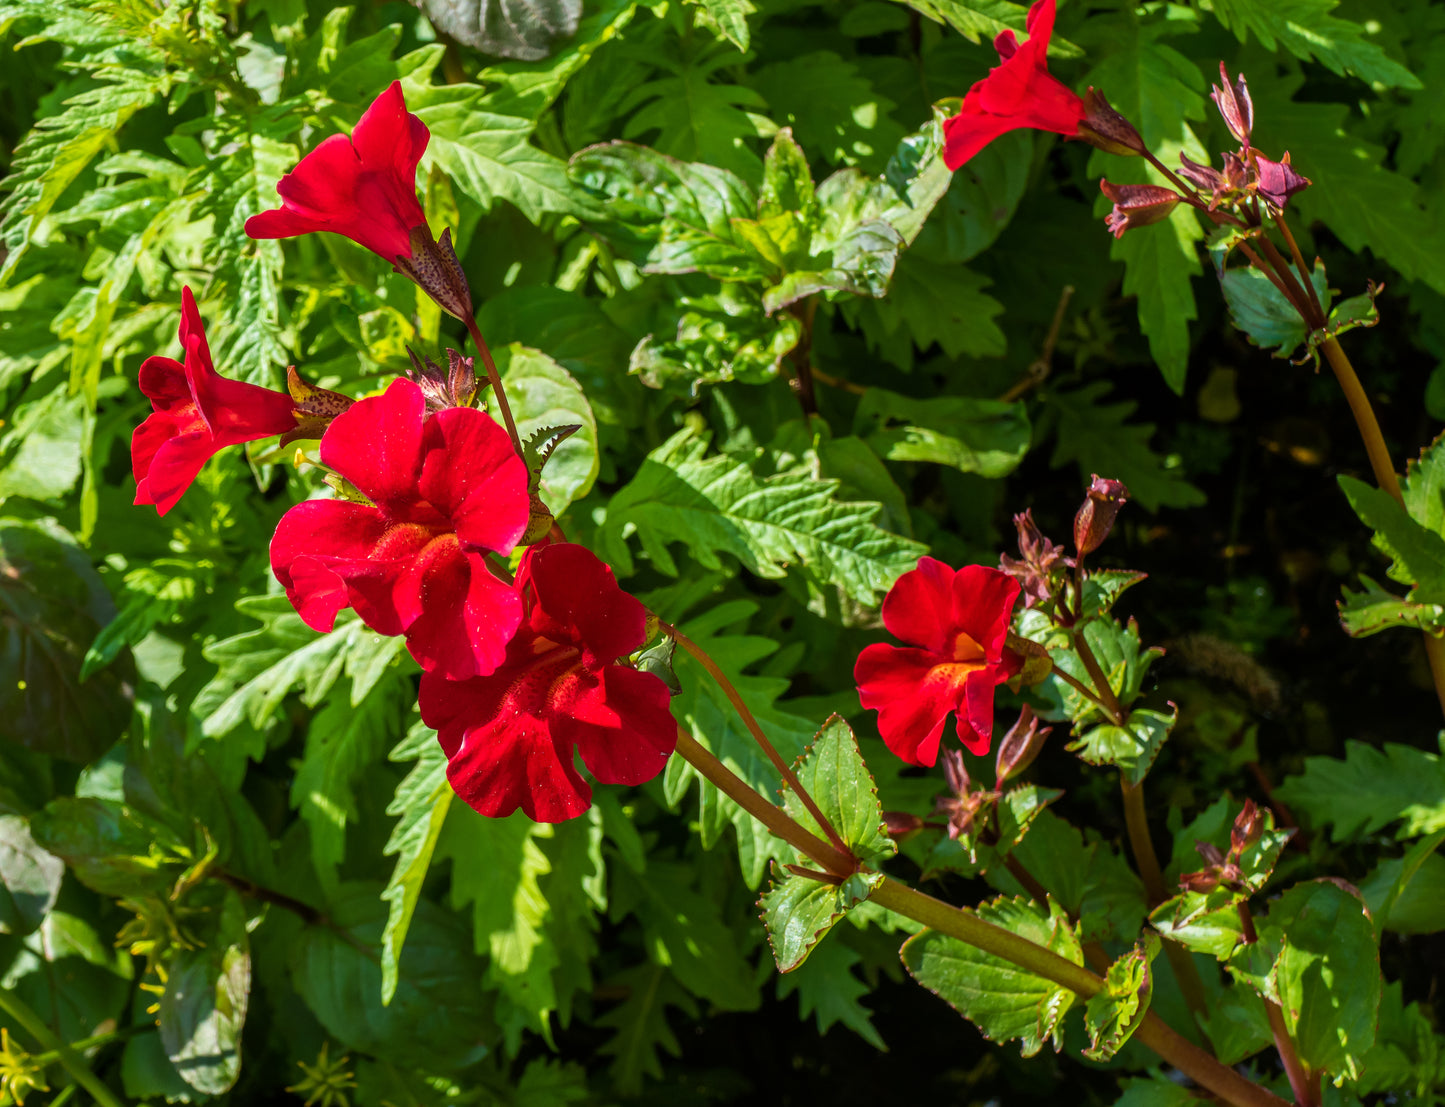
[1275,740,1445,842]
[1084,935,1158,1062]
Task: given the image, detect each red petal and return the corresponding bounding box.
[402,546,521,679]
[565,665,676,786]
[949,565,1020,657]
[137,356,191,411]
[855,643,962,766]
[133,427,213,516]
[319,378,428,514]
[1022,0,1056,54]
[527,544,646,666]
[880,556,955,653]
[958,666,1000,754]
[351,80,430,195]
[943,106,1020,170]
[419,406,529,554]
[270,499,398,633]
[421,673,591,822]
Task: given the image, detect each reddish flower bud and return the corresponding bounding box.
[995,705,1052,785]
[943,0,1086,169]
[1253,152,1310,210]
[1099,180,1181,239]
[1177,153,1225,196]
[934,749,999,840]
[1195,840,1226,868]
[1077,88,1146,157]
[406,347,479,412]
[1211,63,1253,147]
[1072,475,1129,559]
[1230,798,1265,859]
[999,509,1065,607]
[1178,868,1222,894]
[882,811,926,841]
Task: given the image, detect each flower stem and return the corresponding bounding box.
[1316,336,1445,718]
[0,985,125,1107]
[671,721,1286,1107]
[668,624,856,862]
[1048,662,1119,720]
[1238,903,1319,1107]
[463,315,523,457]
[1070,630,1125,725]
[1272,213,1325,325]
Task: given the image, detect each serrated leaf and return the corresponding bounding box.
[1113,1073,1205,1107]
[1339,575,1445,637]
[1359,834,1445,936]
[781,715,895,861]
[1209,0,1418,87]
[1149,889,1247,959]
[596,964,697,1094]
[379,724,454,1006]
[775,935,886,1049]
[749,51,903,170]
[494,344,598,514]
[1219,262,1329,359]
[1084,934,1158,1061]
[1068,707,1175,787]
[687,0,754,51]
[761,867,883,971]
[901,896,1084,1057]
[854,387,1028,477]
[1340,474,1445,602]
[598,429,925,604]
[1276,740,1445,843]
[1045,382,1205,512]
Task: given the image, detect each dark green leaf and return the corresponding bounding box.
[854,388,1028,477]
[160,889,250,1095]
[494,344,599,513]
[0,814,63,935]
[417,0,580,61]
[1219,262,1328,359]
[1274,740,1445,842]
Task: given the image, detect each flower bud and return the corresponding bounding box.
[521,492,556,545]
[1077,88,1146,157]
[1229,798,1264,859]
[1073,475,1129,559]
[1099,180,1181,239]
[882,811,925,841]
[999,509,1065,607]
[939,746,971,799]
[406,347,478,412]
[1211,63,1253,147]
[1178,868,1222,894]
[995,705,1052,785]
[1252,152,1310,210]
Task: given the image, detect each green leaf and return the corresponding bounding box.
[1201,982,1273,1066]
[1339,575,1445,638]
[1340,474,1445,601]
[416,0,580,60]
[160,890,250,1095]
[854,255,1006,361]
[379,724,454,1006]
[1274,740,1445,842]
[1354,980,1445,1096]
[596,964,697,1094]
[292,883,491,1071]
[775,935,886,1049]
[883,0,1058,50]
[1113,1073,1206,1107]
[854,387,1028,477]
[1219,262,1329,359]
[900,896,1084,1057]
[0,517,134,763]
[30,797,188,898]
[1149,888,1247,959]
[629,289,802,391]
[761,868,883,972]
[748,52,903,170]
[0,385,85,501]
[924,784,1060,877]
[1242,880,1380,1080]
[1358,833,1445,936]
[781,715,895,862]
[598,430,925,605]
[1067,707,1175,787]
[1084,934,1159,1062]
[494,344,600,514]
[687,0,754,51]
[663,601,818,884]
[0,814,63,935]
[1208,0,1418,87]
[1045,383,1205,512]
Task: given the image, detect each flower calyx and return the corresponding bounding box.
[1178,799,1267,894]
[396,225,474,321]
[1078,88,1146,157]
[282,366,355,447]
[405,346,479,412]
[934,747,1000,841]
[1099,181,1181,239]
[999,509,1066,608]
[995,704,1052,785]
[1252,151,1310,210]
[1073,474,1129,560]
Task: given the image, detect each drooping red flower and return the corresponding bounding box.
[943,0,1085,170]
[132,286,296,516]
[418,542,677,823]
[270,376,529,681]
[855,558,1022,765]
[245,81,429,266]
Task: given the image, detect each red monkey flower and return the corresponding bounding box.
[270,377,529,681]
[418,542,677,822]
[132,286,296,516]
[854,558,1022,765]
[943,0,1085,170]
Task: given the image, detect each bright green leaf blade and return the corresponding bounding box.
[494,344,600,514]
[761,868,883,971]
[781,715,894,861]
[1209,0,1417,87]
[1084,934,1159,1061]
[1275,740,1445,842]
[854,387,1028,477]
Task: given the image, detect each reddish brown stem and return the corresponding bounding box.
[1272,213,1325,324]
[1239,903,1319,1107]
[463,314,522,456]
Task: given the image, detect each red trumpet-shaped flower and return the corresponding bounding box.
[270,377,528,681]
[943,0,1085,170]
[855,558,1022,765]
[132,287,296,516]
[419,542,677,823]
[246,81,429,267]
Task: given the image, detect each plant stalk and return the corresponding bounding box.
[1272,214,1325,324]
[668,625,855,861]
[1237,904,1318,1107]
[1070,630,1125,725]
[464,315,523,457]
[0,985,125,1107]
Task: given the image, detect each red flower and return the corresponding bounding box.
[270,377,529,681]
[245,81,429,265]
[132,287,296,516]
[943,0,1085,170]
[854,558,1022,765]
[418,542,677,822]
